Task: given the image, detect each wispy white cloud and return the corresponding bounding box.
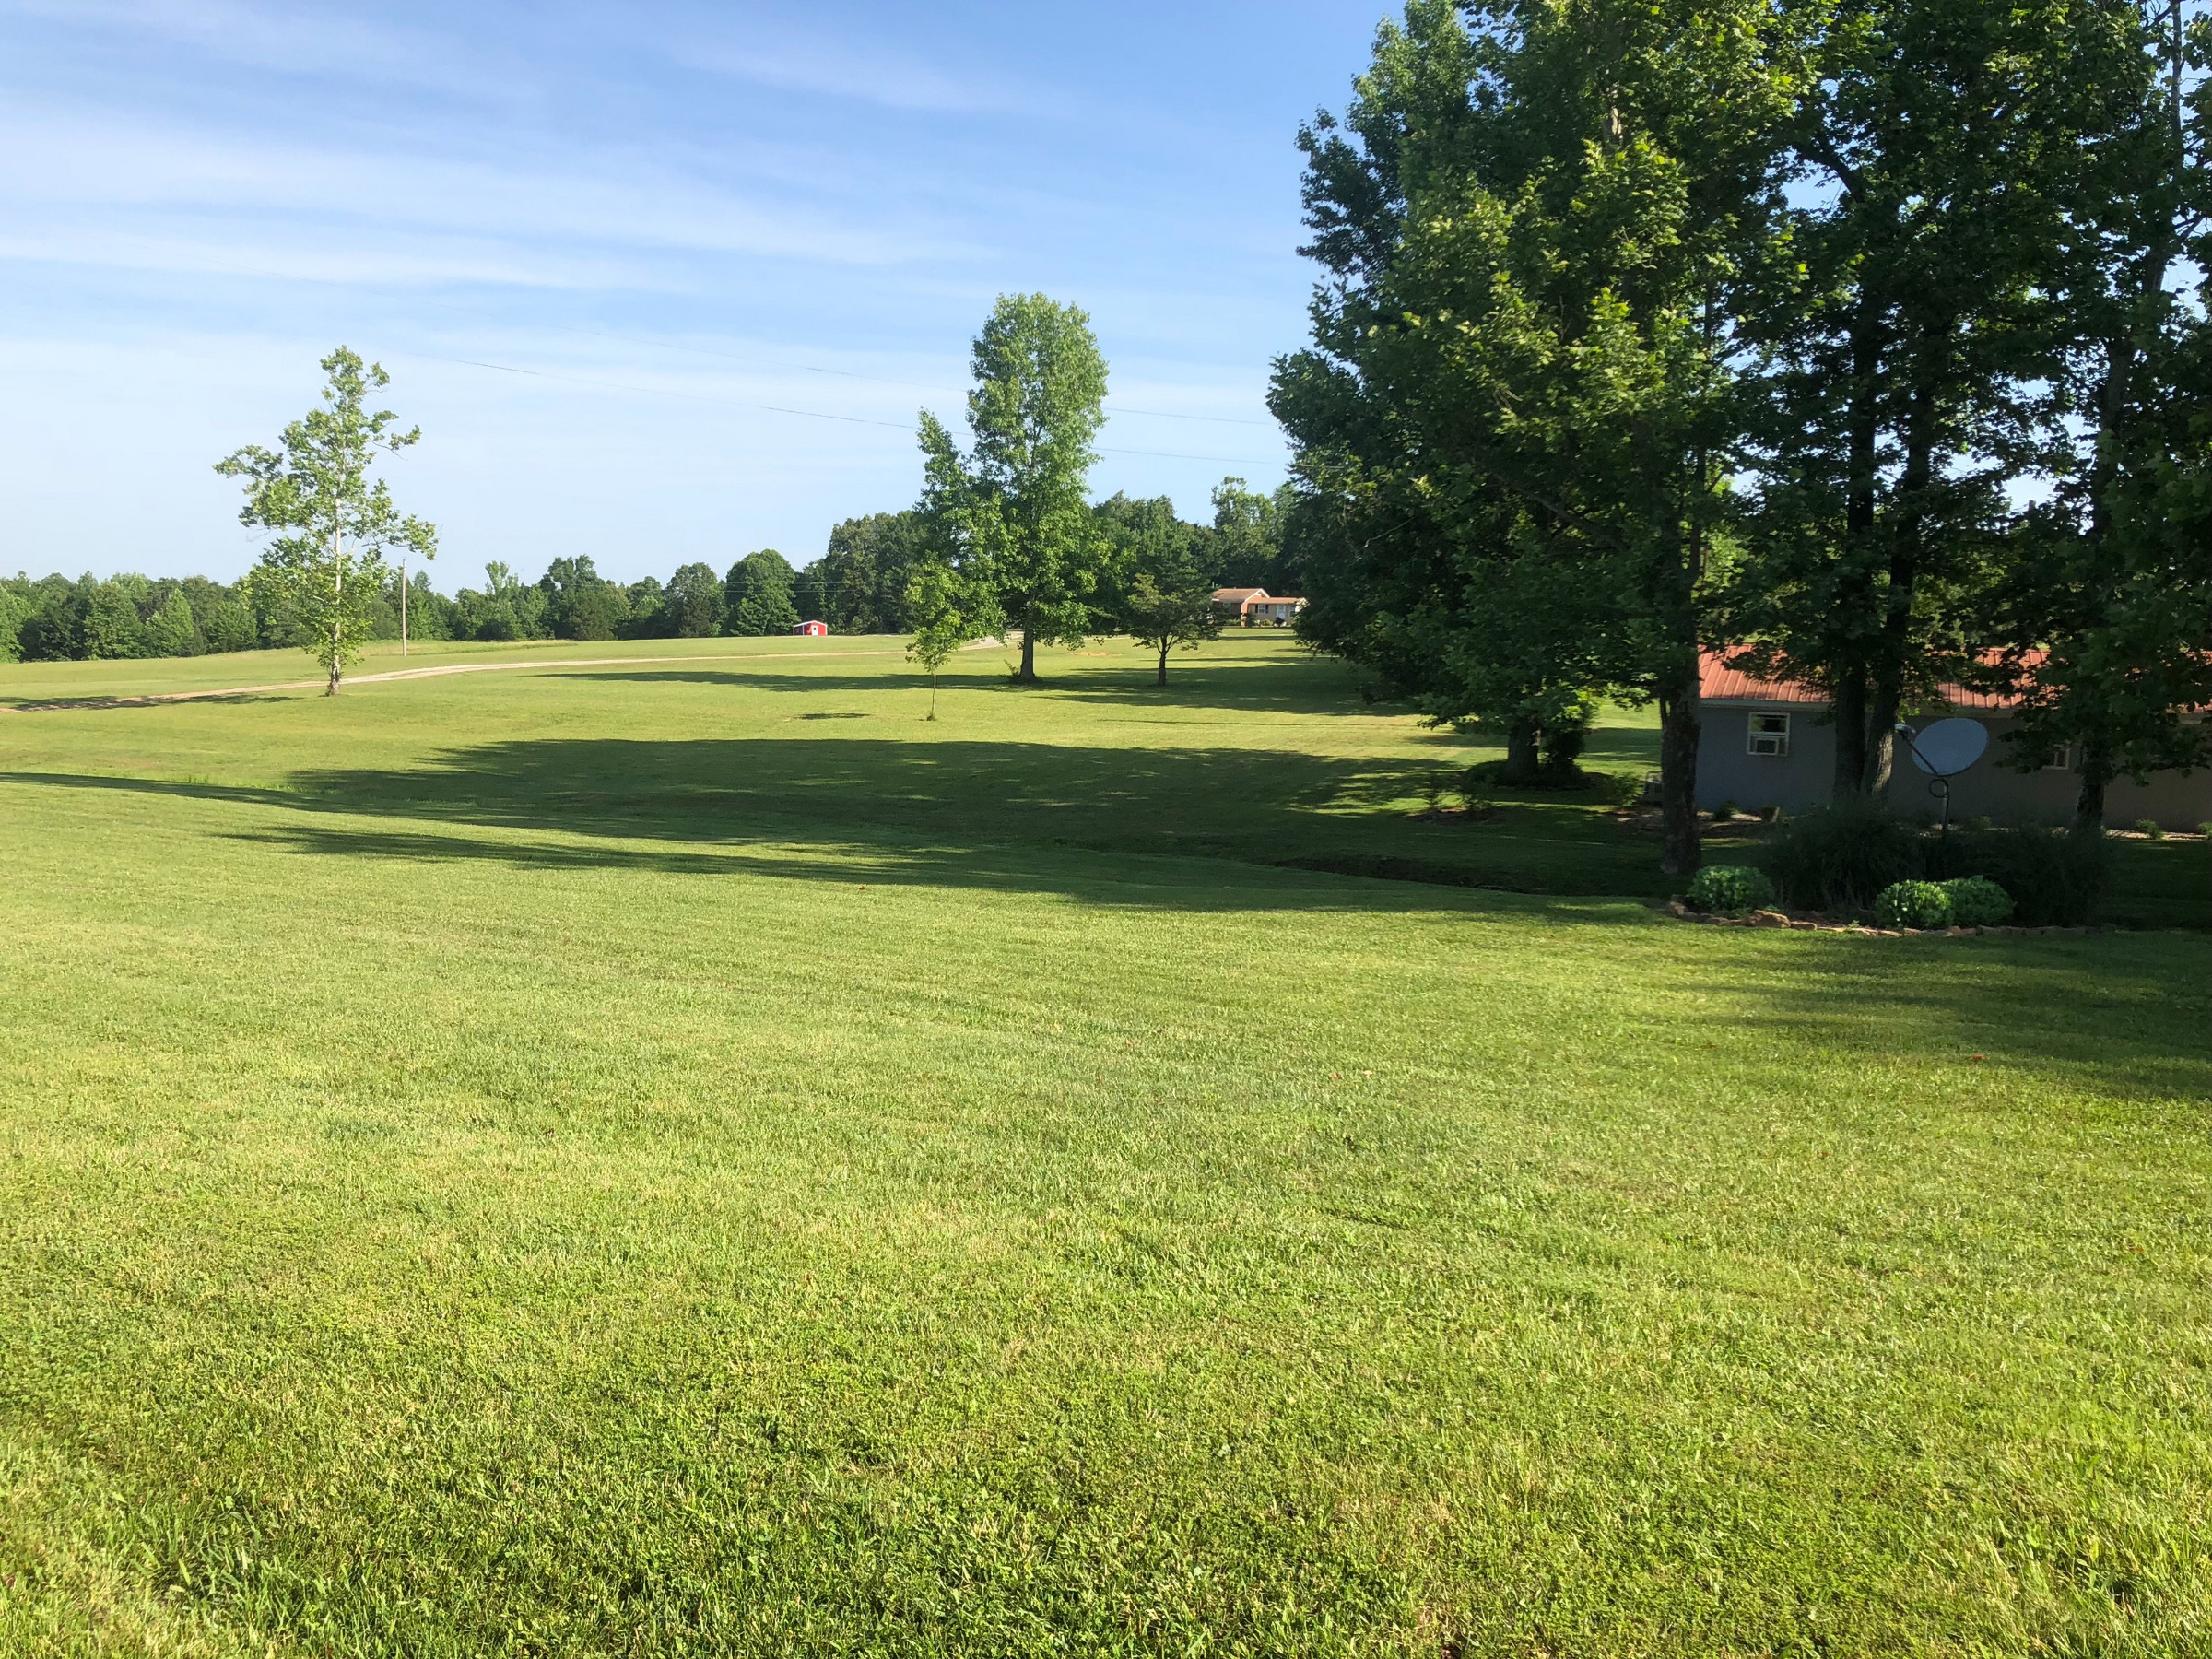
[9,1,1068,124]
[679,29,1060,118]
[0,225,656,290]
[0,105,979,282]
[0,0,524,100]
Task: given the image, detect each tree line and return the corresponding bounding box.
[1271,0,2212,866]
[812,484,1298,634]
[0,554,802,661]
[0,571,264,663]
[429,551,805,644]
[429,481,1299,650]
[6,465,1296,670]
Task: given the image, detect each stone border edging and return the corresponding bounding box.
[1665,900,2111,937]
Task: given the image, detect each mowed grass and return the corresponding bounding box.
[0,632,1677,899]
[1,634,2208,1657]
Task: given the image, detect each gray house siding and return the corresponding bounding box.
[1698,700,1837,816]
[1696,700,2212,829]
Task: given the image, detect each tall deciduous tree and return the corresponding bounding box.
[81,582,147,661]
[1274,0,1789,872]
[540,556,623,641]
[0,589,30,664]
[1732,0,2136,803]
[1202,477,1300,592]
[812,512,931,633]
[919,295,1110,684]
[662,562,724,637]
[1987,0,2212,826]
[724,550,800,636]
[217,347,436,695]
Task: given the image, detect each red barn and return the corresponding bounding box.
[793,620,829,637]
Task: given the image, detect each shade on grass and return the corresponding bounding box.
[2,635,2207,1655]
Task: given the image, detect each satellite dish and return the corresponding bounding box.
[1907,717,1989,777]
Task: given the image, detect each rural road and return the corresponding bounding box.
[1,640,1007,712]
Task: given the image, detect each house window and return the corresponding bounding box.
[1747,712,1791,758]
[2043,744,2076,771]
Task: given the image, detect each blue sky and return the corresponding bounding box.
[0,1,1384,587]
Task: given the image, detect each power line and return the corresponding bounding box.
[406,295,1278,428]
[419,353,916,429]
[400,349,1282,465]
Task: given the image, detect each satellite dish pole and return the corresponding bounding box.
[1896,716,1991,870]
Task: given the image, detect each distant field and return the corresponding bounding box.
[3,634,2208,1656]
[0,631,1677,900]
[5,632,2199,922]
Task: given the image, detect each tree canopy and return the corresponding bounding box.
[724,550,800,637]
[214,347,438,694]
[1274,0,1787,869]
[919,294,1112,683]
[1274,0,2212,855]
[1097,493,1227,684]
[810,512,931,634]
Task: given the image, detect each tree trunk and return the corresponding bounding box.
[400,559,409,658]
[1862,362,1940,801]
[1157,641,1169,686]
[1657,676,1702,879]
[1653,464,1709,877]
[1830,294,1882,801]
[327,529,345,695]
[2075,738,2113,831]
[929,671,938,722]
[1830,672,1868,801]
[1500,716,1541,785]
[1018,618,1038,683]
[1861,701,1898,799]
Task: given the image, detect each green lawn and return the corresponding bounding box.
[2,634,2208,1656]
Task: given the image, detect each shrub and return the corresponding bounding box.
[1455,782,1500,820]
[1460,758,1606,794]
[1945,826,2112,926]
[1758,804,1782,822]
[1940,876,2013,926]
[1688,865,1775,915]
[1541,716,1589,776]
[1712,799,1740,822]
[2136,818,2166,840]
[1961,814,1994,832]
[1760,807,2112,925]
[1759,804,1922,911]
[1596,771,1642,806]
[2199,821,2212,838]
[1876,880,1953,929]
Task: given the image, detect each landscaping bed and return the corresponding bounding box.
[1666,897,2117,936]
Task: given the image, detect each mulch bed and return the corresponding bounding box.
[1665,899,2112,937]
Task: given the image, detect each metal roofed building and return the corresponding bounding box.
[1696,651,2210,829]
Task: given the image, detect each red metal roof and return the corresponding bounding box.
[1700,650,2036,712]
